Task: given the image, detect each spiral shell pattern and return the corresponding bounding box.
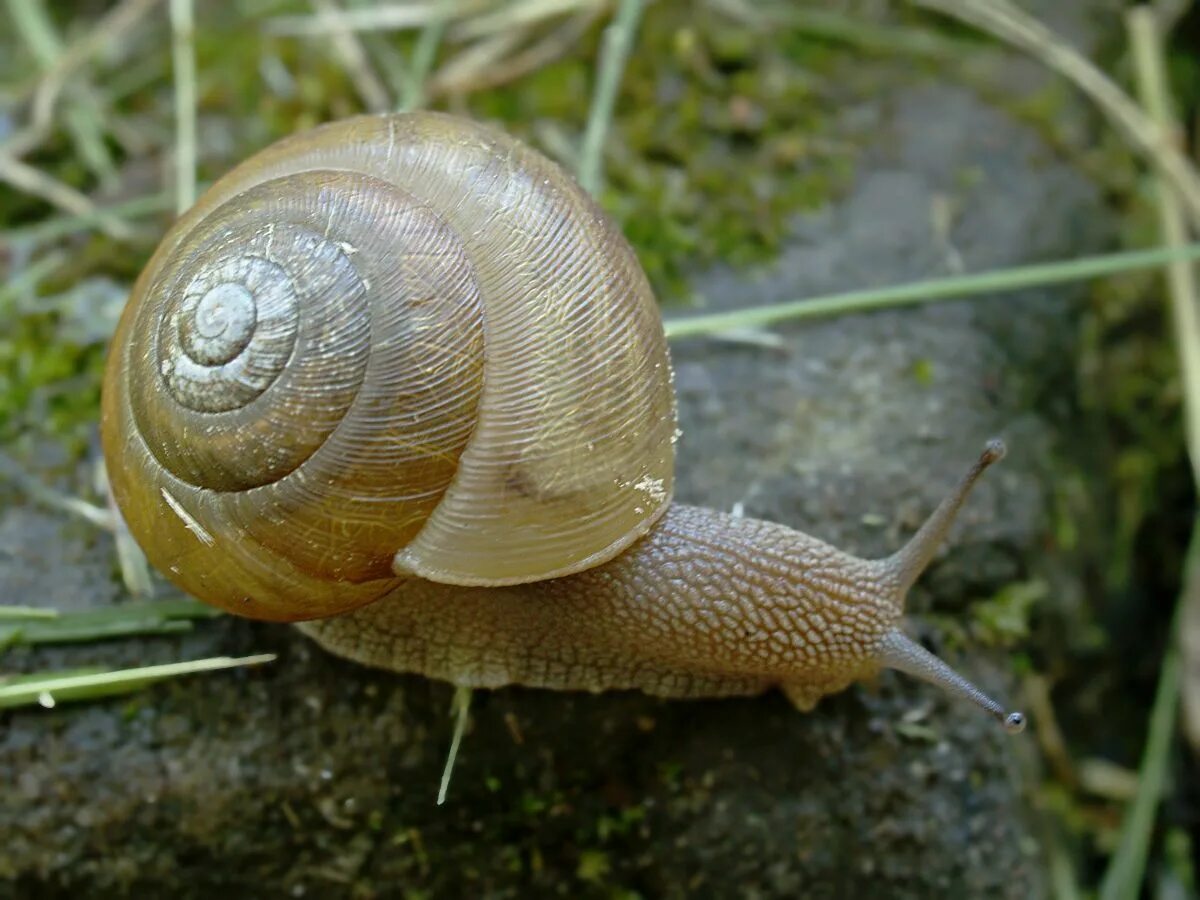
[101,113,675,621]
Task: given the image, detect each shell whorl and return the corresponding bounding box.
[134,171,484,499]
[101,112,676,621]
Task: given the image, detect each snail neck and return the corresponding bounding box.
[301,503,903,701]
[300,442,1023,732]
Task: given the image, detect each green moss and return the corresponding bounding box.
[910,357,935,386]
[0,2,858,452]
[1003,79,1076,137]
[596,805,645,841]
[970,580,1047,647]
[0,290,107,451]
[466,3,854,302]
[1164,828,1196,894]
[519,790,550,816]
[576,849,611,883]
[656,759,684,792]
[1077,183,1192,594]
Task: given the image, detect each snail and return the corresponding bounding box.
[100,111,1025,734]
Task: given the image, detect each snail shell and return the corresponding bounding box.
[102,112,1026,734]
[101,112,675,621]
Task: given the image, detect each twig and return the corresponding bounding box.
[578,0,645,195]
[663,243,1200,339]
[169,0,197,214]
[911,0,1200,232]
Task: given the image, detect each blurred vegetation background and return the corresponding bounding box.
[6,0,1200,897]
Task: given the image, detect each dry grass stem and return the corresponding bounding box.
[0,250,67,306]
[431,9,597,96]
[0,192,170,249]
[1024,673,1076,788]
[169,0,196,213]
[913,0,1200,232]
[1153,0,1192,33]
[1123,0,1200,765]
[93,462,156,599]
[1096,10,1193,899]
[452,0,602,41]
[8,0,117,185]
[265,0,488,36]
[310,0,393,111]
[0,155,135,241]
[1128,9,1200,484]
[0,453,114,531]
[5,0,160,161]
[428,27,527,96]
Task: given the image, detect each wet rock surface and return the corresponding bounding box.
[2,40,1113,900]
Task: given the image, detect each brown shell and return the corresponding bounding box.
[101,112,676,621]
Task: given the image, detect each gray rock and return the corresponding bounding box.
[1,68,1110,900]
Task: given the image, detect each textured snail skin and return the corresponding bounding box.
[103,112,1023,728]
[297,447,1017,725]
[298,504,897,707]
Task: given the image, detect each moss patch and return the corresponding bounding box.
[1,2,860,453]
[470,4,854,300]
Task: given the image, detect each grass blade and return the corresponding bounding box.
[1097,527,1189,900]
[0,654,277,709]
[578,0,645,194]
[0,598,221,649]
[1099,10,1197,898]
[0,606,59,620]
[663,243,1200,338]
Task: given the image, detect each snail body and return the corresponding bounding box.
[101,112,1023,732]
